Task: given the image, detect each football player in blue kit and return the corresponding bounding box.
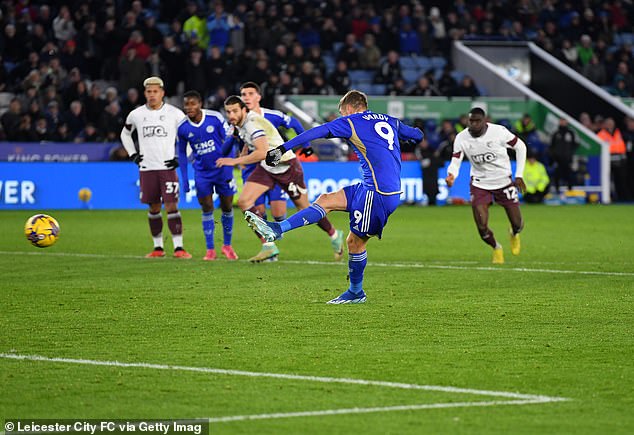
[176,90,238,261]
[245,90,424,304]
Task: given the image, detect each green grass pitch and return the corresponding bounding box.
[1,205,633,434]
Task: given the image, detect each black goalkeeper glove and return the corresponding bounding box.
[299,146,314,158]
[130,153,143,166]
[266,145,286,167]
[164,157,179,170]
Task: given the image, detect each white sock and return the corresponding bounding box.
[172,234,183,250]
[153,234,163,249]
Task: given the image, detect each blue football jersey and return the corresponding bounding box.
[177,109,232,179]
[324,111,423,195]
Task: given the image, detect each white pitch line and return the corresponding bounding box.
[0,353,569,424]
[206,398,561,423]
[1,250,632,277]
[1,353,569,403]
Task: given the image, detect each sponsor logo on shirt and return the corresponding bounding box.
[143,126,168,137]
[472,152,496,164]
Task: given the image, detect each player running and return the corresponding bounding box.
[445,107,527,264]
[176,90,238,261]
[120,76,191,259]
[217,95,343,263]
[245,90,424,304]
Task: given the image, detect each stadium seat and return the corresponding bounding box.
[402,68,420,85]
[450,70,465,82]
[348,69,374,84]
[414,56,432,70]
[372,84,387,95]
[322,54,336,75]
[430,56,447,69]
[355,83,374,95]
[399,57,417,69]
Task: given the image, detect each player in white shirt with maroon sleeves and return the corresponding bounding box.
[120,76,191,259]
[445,107,527,265]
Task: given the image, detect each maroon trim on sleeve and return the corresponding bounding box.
[452,151,462,158]
[507,136,518,147]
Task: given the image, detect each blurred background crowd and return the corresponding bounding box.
[0,0,634,201]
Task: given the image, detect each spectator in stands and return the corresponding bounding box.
[320,17,341,53]
[119,47,148,95]
[359,34,381,70]
[558,39,579,69]
[64,100,86,137]
[159,36,186,97]
[437,66,458,95]
[121,31,152,61]
[408,76,441,96]
[60,39,83,73]
[523,148,550,203]
[307,46,327,78]
[579,112,598,132]
[121,88,142,119]
[278,70,300,95]
[387,77,407,96]
[451,75,480,97]
[33,117,50,142]
[99,101,124,142]
[375,50,402,85]
[75,123,103,143]
[184,47,208,98]
[101,18,127,81]
[549,118,578,193]
[597,117,631,201]
[582,54,607,86]
[297,23,320,49]
[141,12,164,48]
[307,74,335,95]
[399,17,421,55]
[612,62,634,95]
[76,19,101,80]
[577,34,595,67]
[1,99,23,141]
[206,1,231,50]
[329,60,351,95]
[52,6,76,44]
[15,114,37,142]
[336,34,361,70]
[514,113,537,142]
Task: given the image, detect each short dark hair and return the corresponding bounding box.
[224,95,246,109]
[469,107,486,117]
[183,90,202,101]
[240,81,261,93]
[338,90,368,112]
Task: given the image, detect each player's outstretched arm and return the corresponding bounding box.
[266,124,331,166]
[398,123,424,144]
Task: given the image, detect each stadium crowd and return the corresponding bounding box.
[0,0,634,157]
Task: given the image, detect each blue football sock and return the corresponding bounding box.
[221,211,233,246]
[273,214,287,222]
[348,251,367,295]
[202,211,215,249]
[280,204,326,233]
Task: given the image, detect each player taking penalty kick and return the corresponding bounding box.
[445,107,527,264]
[245,90,423,304]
